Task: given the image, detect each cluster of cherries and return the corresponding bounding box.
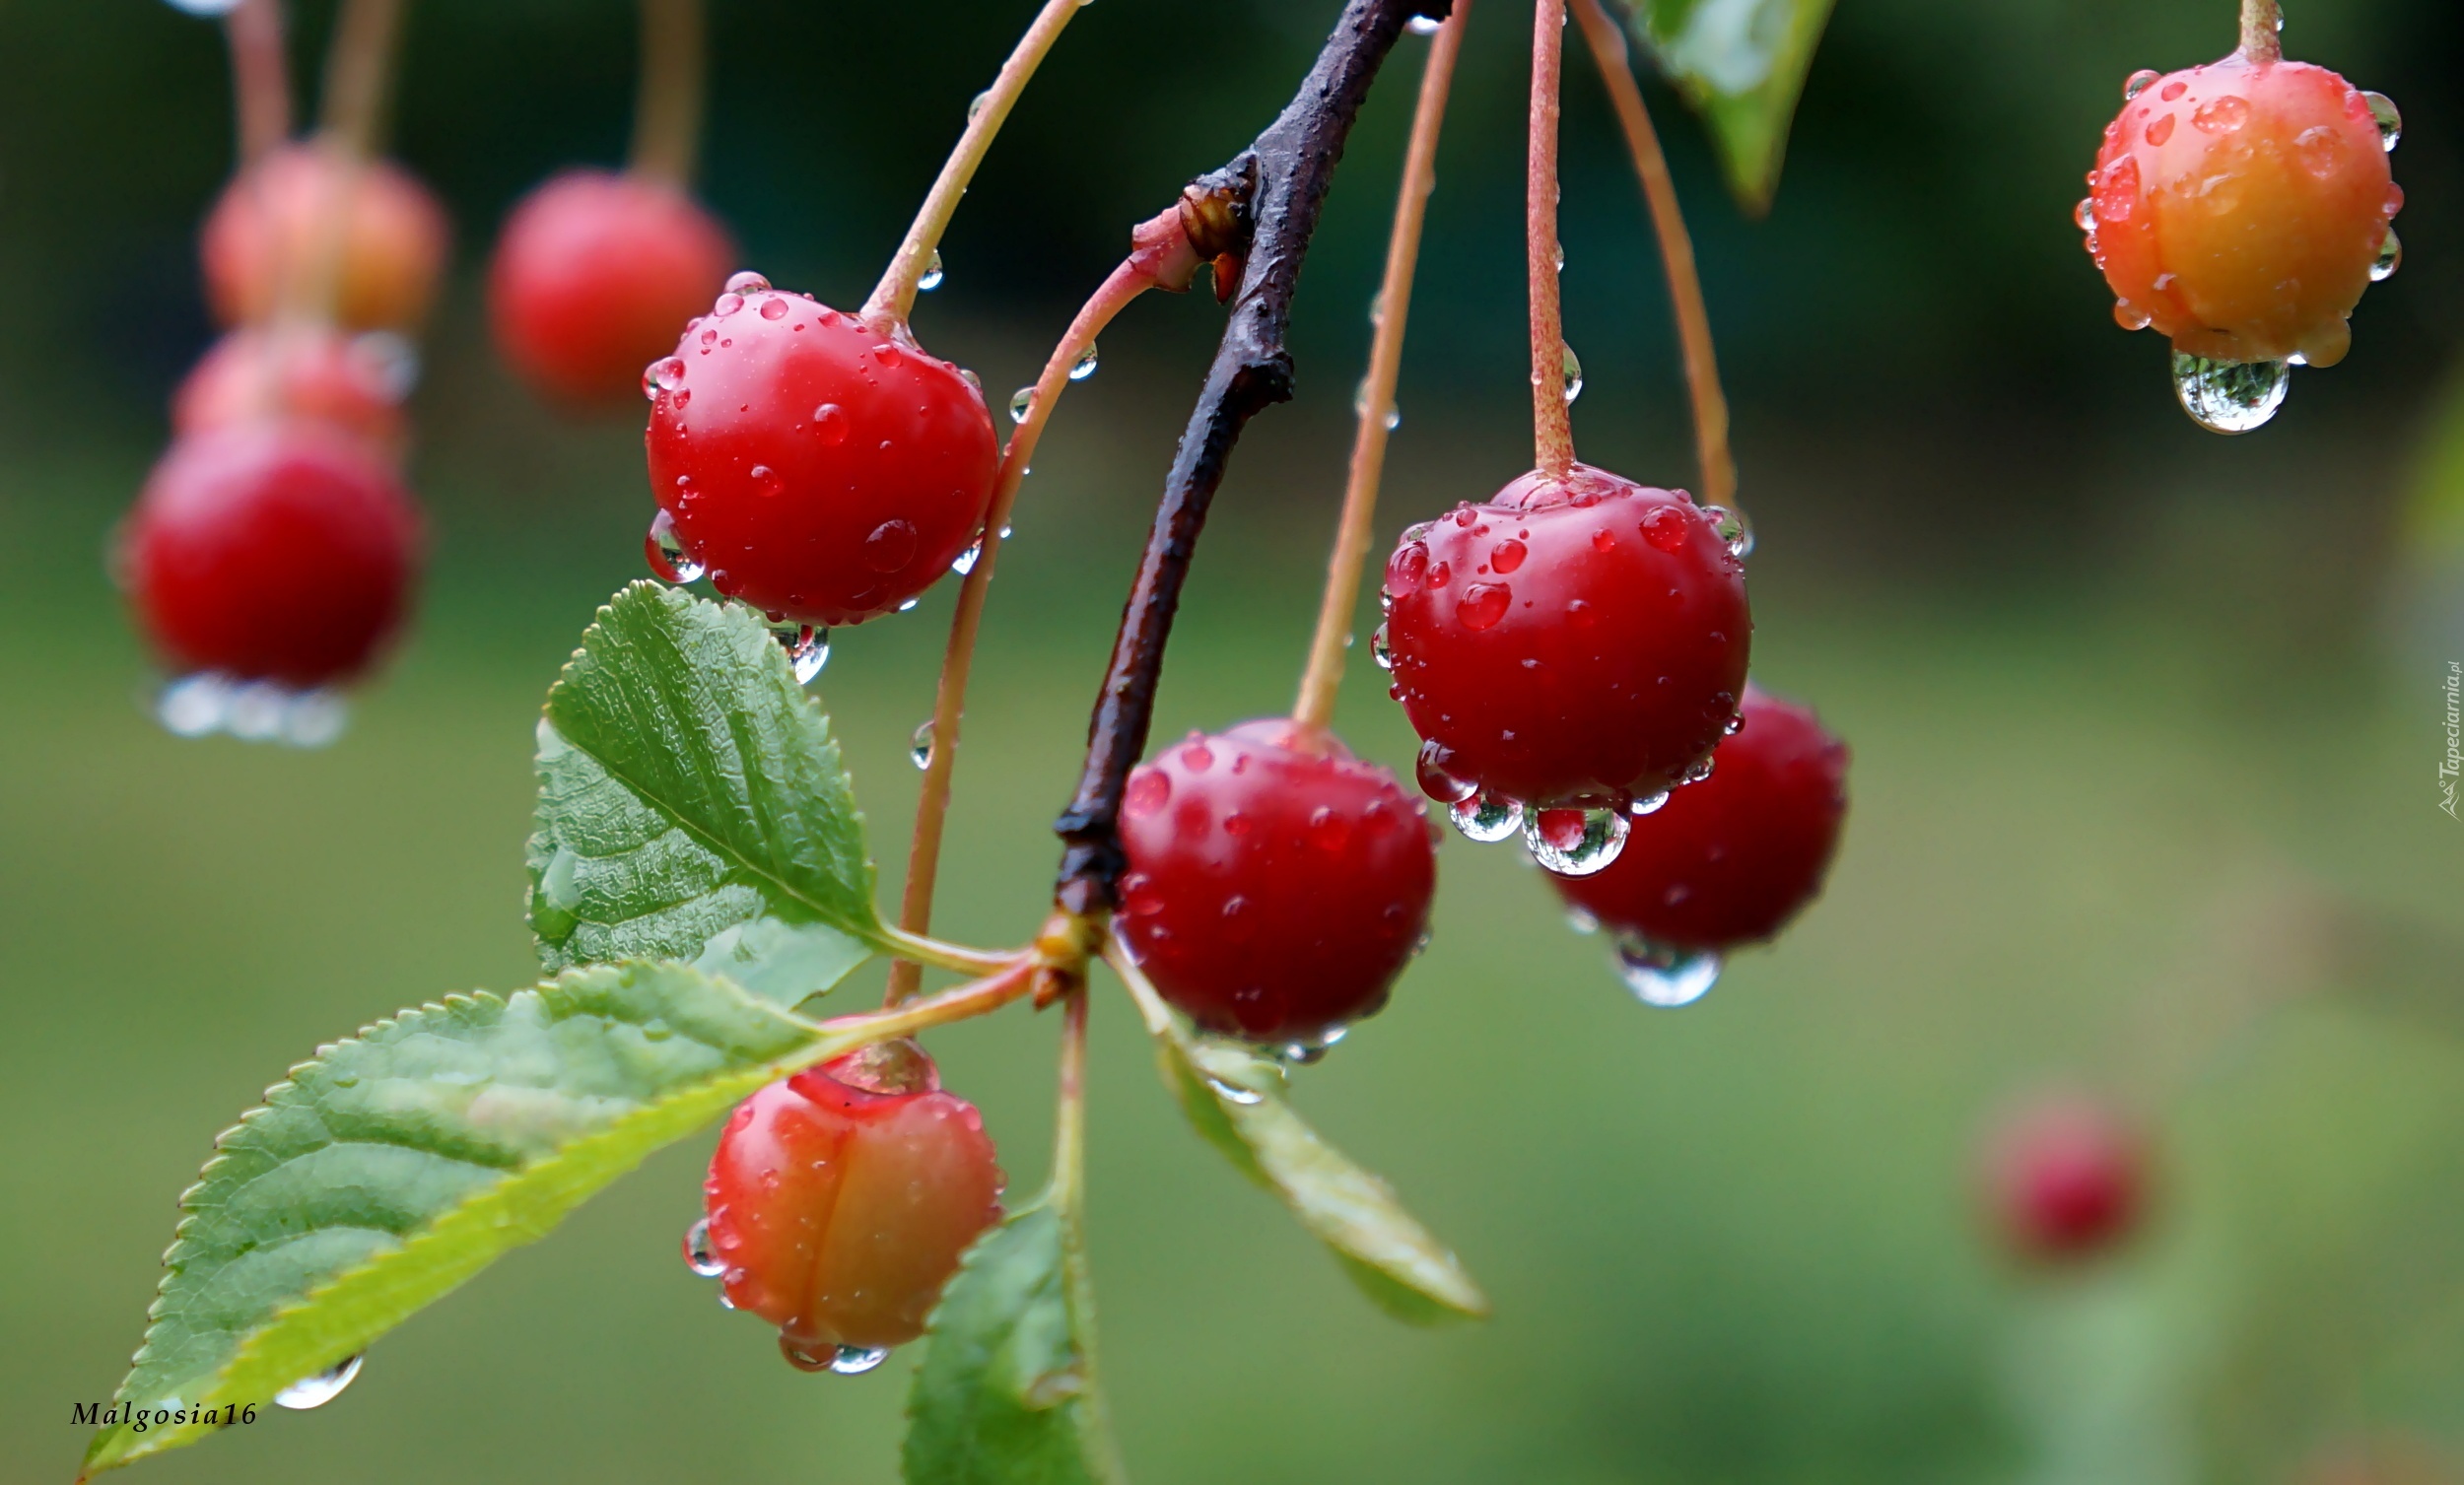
[118,132,735,741]
[2078,30,2403,432]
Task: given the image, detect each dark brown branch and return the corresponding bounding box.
[1053,0,1448,911]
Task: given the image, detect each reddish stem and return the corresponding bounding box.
[223,0,292,169]
[2239,0,2282,61]
[630,0,706,186]
[1528,0,1575,479]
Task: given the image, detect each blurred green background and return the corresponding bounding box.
[5,0,2464,1481]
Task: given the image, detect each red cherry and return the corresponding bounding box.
[1553,684,1847,951]
[172,324,411,455]
[200,143,450,332]
[1115,719,1437,1046]
[1984,1093,2148,1262]
[642,277,998,627]
[1383,463,1749,812]
[121,423,422,687]
[699,1040,1002,1361]
[2086,54,2398,367]
[489,169,735,406]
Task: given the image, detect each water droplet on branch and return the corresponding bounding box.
[2171,351,2290,434]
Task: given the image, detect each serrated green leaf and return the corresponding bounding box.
[904,1202,1126,1485]
[81,960,866,1479]
[529,582,883,1003]
[1626,0,1834,212]
[1114,959,1488,1325]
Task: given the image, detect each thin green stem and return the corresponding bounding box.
[1052,988,1089,1210]
[2239,0,2282,61]
[224,0,292,169]
[1527,0,1575,479]
[630,0,706,186]
[875,923,1023,977]
[861,0,1085,329]
[814,955,1038,1043]
[1291,4,1468,736]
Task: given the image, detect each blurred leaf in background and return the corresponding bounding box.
[1625,0,1833,212]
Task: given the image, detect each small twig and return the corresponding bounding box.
[1053,0,1443,911]
[283,0,406,326]
[2239,0,2283,62]
[884,213,1196,1004]
[1571,0,1736,512]
[862,0,1085,330]
[1291,5,1469,737]
[1527,0,1575,479]
[630,0,706,186]
[223,0,292,169]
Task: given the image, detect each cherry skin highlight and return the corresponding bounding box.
[1116,719,1437,1046]
[701,1040,1003,1360]
[121,423,422,687]
[490,169,735,406]
[1384,463,1749,810]
[643,276,999,627]
[200,143,450,333]
[1984,1093,2148,1262]
[1553,685,1847,952]
[172,325,411,456]
[2086,53,2399,367]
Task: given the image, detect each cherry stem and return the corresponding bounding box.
[223,0,292,169]
[877,922,1030,978]
[861,0,1085,330]
[883,225,1185,1005]
[280,0,405,326]
[2239,0,2283,62]
[1570,0,1737,514]
[1290,5,1469,739]
[1052,986,1088,1208]
[1053,0,1440,911]
[1527,0,1576,480]
[629,0,706,187]
[815,955,1038,1049]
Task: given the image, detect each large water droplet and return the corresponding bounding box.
[2122,68,2160,101]
[274,1354,364,1410]
[1415,741,1476,804]
[1560,344,1584,404]
[2361,91,2401,151]
[1524,805,1629,876]
[772,622,830,683]
[2371,226,2402,281]
[1406,13,1442,34]
[1277,1027,1347,1065]
[951,539,984,575]
[917,250,944,292]
[725,271,772,295]
[643,357,686,400]
[683,1218,726,1277]
[1449,789,1524,844]
[911,719,936,770]
[1069,343,1099,380]
[968,90,992,120]
[1370,623,1394,670]
[1614,936,1723,1007]
[2171,352,2289,434]
[1628,789,1671,816]
[1008,385,1036,425]
[157,674,228,738]
[646,510,706,583]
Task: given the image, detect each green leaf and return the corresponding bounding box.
[1626,0,1834,213]
[529,582,882,1004]
[904,1202,1126,1485]
[1115,961,1488,1325]
[82,960,859,1479]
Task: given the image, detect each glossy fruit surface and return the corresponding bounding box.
[1116,719,1437,1046]
[490,169,735,406]
[122,423,421,686]
[2086,53,2399,367]
[1554,685,1847,951]
[1985,1093,2147,1262]
[643,277,998,627]
[172,325,411,454]
[1384,463,1749,809]
[701,1041,1002,1358]
[201,144,449,332]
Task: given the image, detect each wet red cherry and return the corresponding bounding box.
[489,169,735,406]
[1383,463,1749,811]
[642,276,998,627]
[200,143,450,332]
[2086,52,2400,367]
[120,423,422,687]
[1984,1093,2148,1262]
[1115,719,1437,1047]
[1553,684,1847,951]
[699,1040,1002,1362]
[172,324,411,455]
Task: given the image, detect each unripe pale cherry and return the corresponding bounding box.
[1116,719,1437,1048]
[643,275,999,628]
[1984,1093,2148,1262]
[1383,463,1749,819]
[200,143,450,332]
[2086,53,2400,369]
[1553,685,1848,952]
[121,422,422,687]
[172,324,412,456]
[698,1040,1002,1366]
[489,169,735,406]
